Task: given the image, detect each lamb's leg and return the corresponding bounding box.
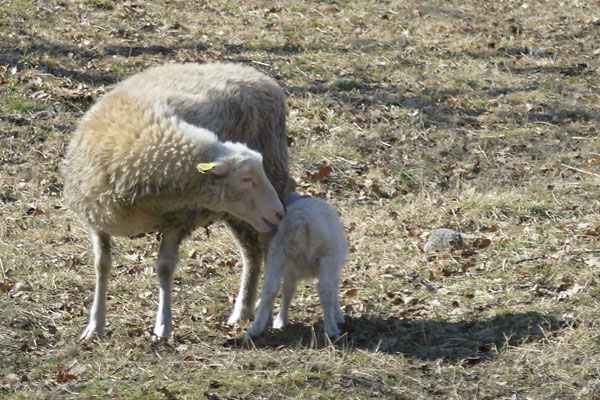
[273,269,297,329]
[327,258,345,325]
[80,230,112,341]
[226,220,264,324]
[153,229,184,339]
[247,249,286,337]
[317,256,342,339]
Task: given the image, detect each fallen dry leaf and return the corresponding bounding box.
[307,165,332,181]
[473,238,491,249]
[56,372,77,384]
[585,257,600,267]
[0,282,13,292]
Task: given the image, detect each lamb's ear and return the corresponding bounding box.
[283,177,297,198]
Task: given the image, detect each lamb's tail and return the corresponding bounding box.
[286,216,311,250]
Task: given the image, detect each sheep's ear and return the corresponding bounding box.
[197,162,229,176]
[197,162,217,174]
[210,162,229,176]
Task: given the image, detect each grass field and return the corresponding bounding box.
[1,0,600,398]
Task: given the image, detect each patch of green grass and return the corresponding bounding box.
[331,79,362,92]
[524,201,557,220]
[10,0,35,10]
[88,0,114,10]
[0,184,16,203]
[1,96,45,114]
[454,77,479,90]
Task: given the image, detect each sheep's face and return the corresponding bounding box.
[209,157,284,233]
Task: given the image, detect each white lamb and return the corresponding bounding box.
[62,63,288,340]
[248,192,348,339]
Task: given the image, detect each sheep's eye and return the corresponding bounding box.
[242,177,253,183]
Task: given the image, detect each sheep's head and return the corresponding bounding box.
[201,142,284,233]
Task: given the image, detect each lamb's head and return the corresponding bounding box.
[202,142,284,233]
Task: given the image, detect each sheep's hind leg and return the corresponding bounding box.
[334,289,345,326]
[153,229,185,339]
[227,220,264,324]
[80,230,112,341]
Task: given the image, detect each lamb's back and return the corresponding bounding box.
[278,197,348,264]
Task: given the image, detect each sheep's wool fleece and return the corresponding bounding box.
[63,63,288,236]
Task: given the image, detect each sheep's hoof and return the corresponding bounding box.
[245,329,261,339]
[152,324,172,340]
[325,328,342,342]
[325,332,341,342]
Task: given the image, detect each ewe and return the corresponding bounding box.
[248,192,348,339]
[63,63,288,340]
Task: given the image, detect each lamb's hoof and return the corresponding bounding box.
[272,316,289,330]
[151,334,170,343]
[227,308,253,325]
[79,323,104,341]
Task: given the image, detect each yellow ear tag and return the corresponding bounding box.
[197,162,216,174]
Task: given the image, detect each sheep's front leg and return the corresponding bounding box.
[153,230,184,339]
[248,250,286,337]
[317,256,343,339]
[227,220,264,324]
[80,230,112,341]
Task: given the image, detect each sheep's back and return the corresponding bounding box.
[63,62,288,234]
[113,63,289,197]
[62,90,218,234]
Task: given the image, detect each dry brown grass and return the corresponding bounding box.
[1,0,600,398]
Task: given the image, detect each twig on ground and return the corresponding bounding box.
[0,343,20,350]
[512,250,600,264]
[568,250,600,256]
[561,163,600,179]
[512,256,544,264]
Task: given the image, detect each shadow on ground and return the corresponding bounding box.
[2,32,597,130]
[236,312,565,364]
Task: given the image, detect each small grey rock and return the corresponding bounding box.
[424,229,464,252]
[500,47,551,57]
[13,281,33,293]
